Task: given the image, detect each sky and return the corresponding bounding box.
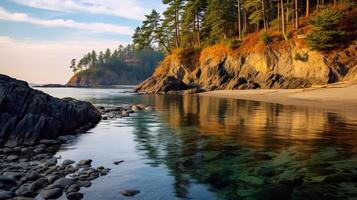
[0,0,164,84]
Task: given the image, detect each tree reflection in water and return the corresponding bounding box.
[131,95,357,200]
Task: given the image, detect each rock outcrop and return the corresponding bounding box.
[136,41,357,94]
[0,74,101,146]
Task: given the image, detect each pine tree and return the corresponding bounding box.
[104,48,111,63]
[306,8,344,50]
[202,0,236,43]
[90,50,97,67]
[181,0,207,48]
[162,0,184,48]
[133,10,170,52]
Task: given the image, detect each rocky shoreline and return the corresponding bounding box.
[0,136,111,200]
[0,102,154,200]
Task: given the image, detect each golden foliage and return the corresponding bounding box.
[199,44,230,65]
[154,48,201,76]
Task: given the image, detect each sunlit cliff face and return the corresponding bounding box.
[150,95,357,152]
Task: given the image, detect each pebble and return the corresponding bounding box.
[67,192,84,200]
[63,159,75,166]
[119,189,140,197]
[113,160,124,165]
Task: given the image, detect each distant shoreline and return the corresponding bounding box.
[199,81,357,113]
[33,84,137,89]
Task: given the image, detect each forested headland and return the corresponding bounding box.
[67,45,163,87]
[133,0,357,93]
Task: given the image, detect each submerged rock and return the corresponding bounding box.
[119,189,140,197]
[0,74,102,146]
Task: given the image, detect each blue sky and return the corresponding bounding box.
[0,0,164,84]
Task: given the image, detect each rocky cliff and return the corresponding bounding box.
[136,38,357,94]
[0,74,101,146]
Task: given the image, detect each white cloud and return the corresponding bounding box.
[0,36,128,84]
[0,7,134,35]
[11,0,151,20]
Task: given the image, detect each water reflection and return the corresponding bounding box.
[132,95,357,200]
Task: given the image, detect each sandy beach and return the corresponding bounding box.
[200,81,357,113]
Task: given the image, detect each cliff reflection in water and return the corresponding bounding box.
[132,95,357,200]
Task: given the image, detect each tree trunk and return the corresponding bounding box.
[262,0,268,32]
[281,0,286,37]
[237,0,242,39]
[295,0,299,30]
[243,8,247,35]
[306,0,309,17]
[196,12,201,48]
[278,1,281,32]
[174,0,180,48]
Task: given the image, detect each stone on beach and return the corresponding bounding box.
[40,188,63,199]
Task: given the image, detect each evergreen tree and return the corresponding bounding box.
[202,0,236,43]
[104,48,111,63]
[133,10,170,52]
[181,0,207,48]
[98,51,104,64]
[162,0,184,48]
[306,8,344,50]
[91,50,97,67]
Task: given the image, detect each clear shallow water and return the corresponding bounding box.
[38,87,357,200]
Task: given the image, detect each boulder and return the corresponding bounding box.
[0,74,101,146]
[40,188,63,199]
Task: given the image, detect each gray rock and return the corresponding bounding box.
[0,175,17,186]
[50,178,76,189]
[0,190,14,199]
[62,160,75,166]
[66,184,80,193]
[15,185,37,198]
[29,177,48,192]
[0,74,101,146]
[65,165,76,174]
[11,197,35,200]
[39,139,60,145]
[66,192,84,200]
[77,160,92,166]
[46,174,59,184]
[6,155,19,161]
[44,158,57,167]
[119,190,140,197]
[77,181,91,188]
[26,172,39,180]
[40,188,63,199]
[2,172,22,180]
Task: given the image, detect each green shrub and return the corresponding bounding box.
[226,39,242,50]
[306,8,345,50]
[294,53,309,62]
[261,32,270,45]
[286,31,293,39]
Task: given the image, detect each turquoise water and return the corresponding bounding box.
[38,87,357,200]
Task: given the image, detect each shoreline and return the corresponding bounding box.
[199,81,357,113]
